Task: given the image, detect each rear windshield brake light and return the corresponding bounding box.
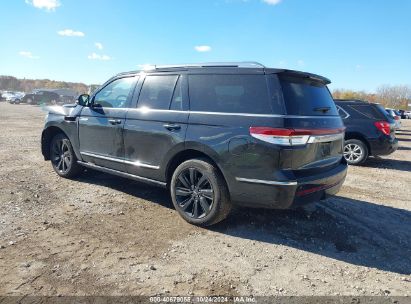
[250,127,345,146]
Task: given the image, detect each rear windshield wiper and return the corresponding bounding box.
[314,107,331,113]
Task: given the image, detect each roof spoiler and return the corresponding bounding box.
[273,69,331,85]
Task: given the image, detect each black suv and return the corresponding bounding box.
[41,62,347,226]
[23,90,61,105]
[335,99,398,165]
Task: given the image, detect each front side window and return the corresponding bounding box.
[188,74,274,114]
[137,75,179,110]
[94,77,136,108]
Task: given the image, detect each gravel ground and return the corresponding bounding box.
[0,102,410,296]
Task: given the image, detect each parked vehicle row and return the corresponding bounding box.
[1,91,25,104]
[398,109,411,119]
[1,89,77,105]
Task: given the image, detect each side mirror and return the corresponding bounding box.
[77,94,90,106]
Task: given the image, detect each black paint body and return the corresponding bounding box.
[42,66,347,209]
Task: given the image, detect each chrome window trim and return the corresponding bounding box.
[127,108,339,119]
[235,177,297,186]
[336,105,350,119]
[80,152,160,170]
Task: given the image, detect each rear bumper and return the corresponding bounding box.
[369,136,398,156]
[230,160,347,209]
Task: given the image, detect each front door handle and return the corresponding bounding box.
[163,123,181,131]
[108,119,121,125]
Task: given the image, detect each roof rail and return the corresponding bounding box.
[142,62,266,70]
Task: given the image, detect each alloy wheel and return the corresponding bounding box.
[343,143,363,162]
[51,139,72,174]
[174,168,214,219]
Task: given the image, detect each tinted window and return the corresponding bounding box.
[138,75,179,109]
[94,77,136,108]
[170,76,183,110]
[349,105,385,120]
[280,76,338,116]
[189,74,274,114]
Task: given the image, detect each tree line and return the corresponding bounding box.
[0,75,91,95]
[332,85,411,109]
[1,75,410,110]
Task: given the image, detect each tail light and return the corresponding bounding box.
[374,121,391,135]
[249,127,345,146]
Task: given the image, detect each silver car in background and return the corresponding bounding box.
[385,108,402,129]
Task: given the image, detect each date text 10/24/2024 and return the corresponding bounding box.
[149,296,256,303]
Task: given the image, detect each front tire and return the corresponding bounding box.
[50,133,82,178]
[343,139,368,165]
[170,158,231,226]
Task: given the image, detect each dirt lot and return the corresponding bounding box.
[0,102,410,296]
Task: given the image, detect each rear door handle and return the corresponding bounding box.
[163,123,181,131]
[108,119,122,125]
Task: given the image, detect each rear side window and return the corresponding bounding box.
[188,74,274,114]
[137,75,179,109]
[349,105,385,120]
[280,76,338,116]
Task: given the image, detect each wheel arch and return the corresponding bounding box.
[41,126,70,160]
[345,132,371,154]
[165,148,229,190]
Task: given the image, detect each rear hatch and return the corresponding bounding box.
[374,104,396,133]
[275,73,345,177]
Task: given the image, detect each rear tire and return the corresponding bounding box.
[170,158,231,226]
[50,133,82,178]
[343,139,368,165]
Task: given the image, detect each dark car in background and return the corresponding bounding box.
[335,99,398,165]
[23,90,61,105]
[41,62,347,225]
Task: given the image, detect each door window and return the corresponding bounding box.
[94,77,136,108]
[137,75,179,110]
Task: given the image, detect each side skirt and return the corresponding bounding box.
[77,161,167,188]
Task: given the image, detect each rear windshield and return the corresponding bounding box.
[279,76,338,116]
[188,74,280,114]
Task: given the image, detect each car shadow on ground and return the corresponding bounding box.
[363,158,411,172]
[74,170,411,275]
[212,197,411,275]
[397,146,411,151]
[74,169,174,210]
[396,132,411,136]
